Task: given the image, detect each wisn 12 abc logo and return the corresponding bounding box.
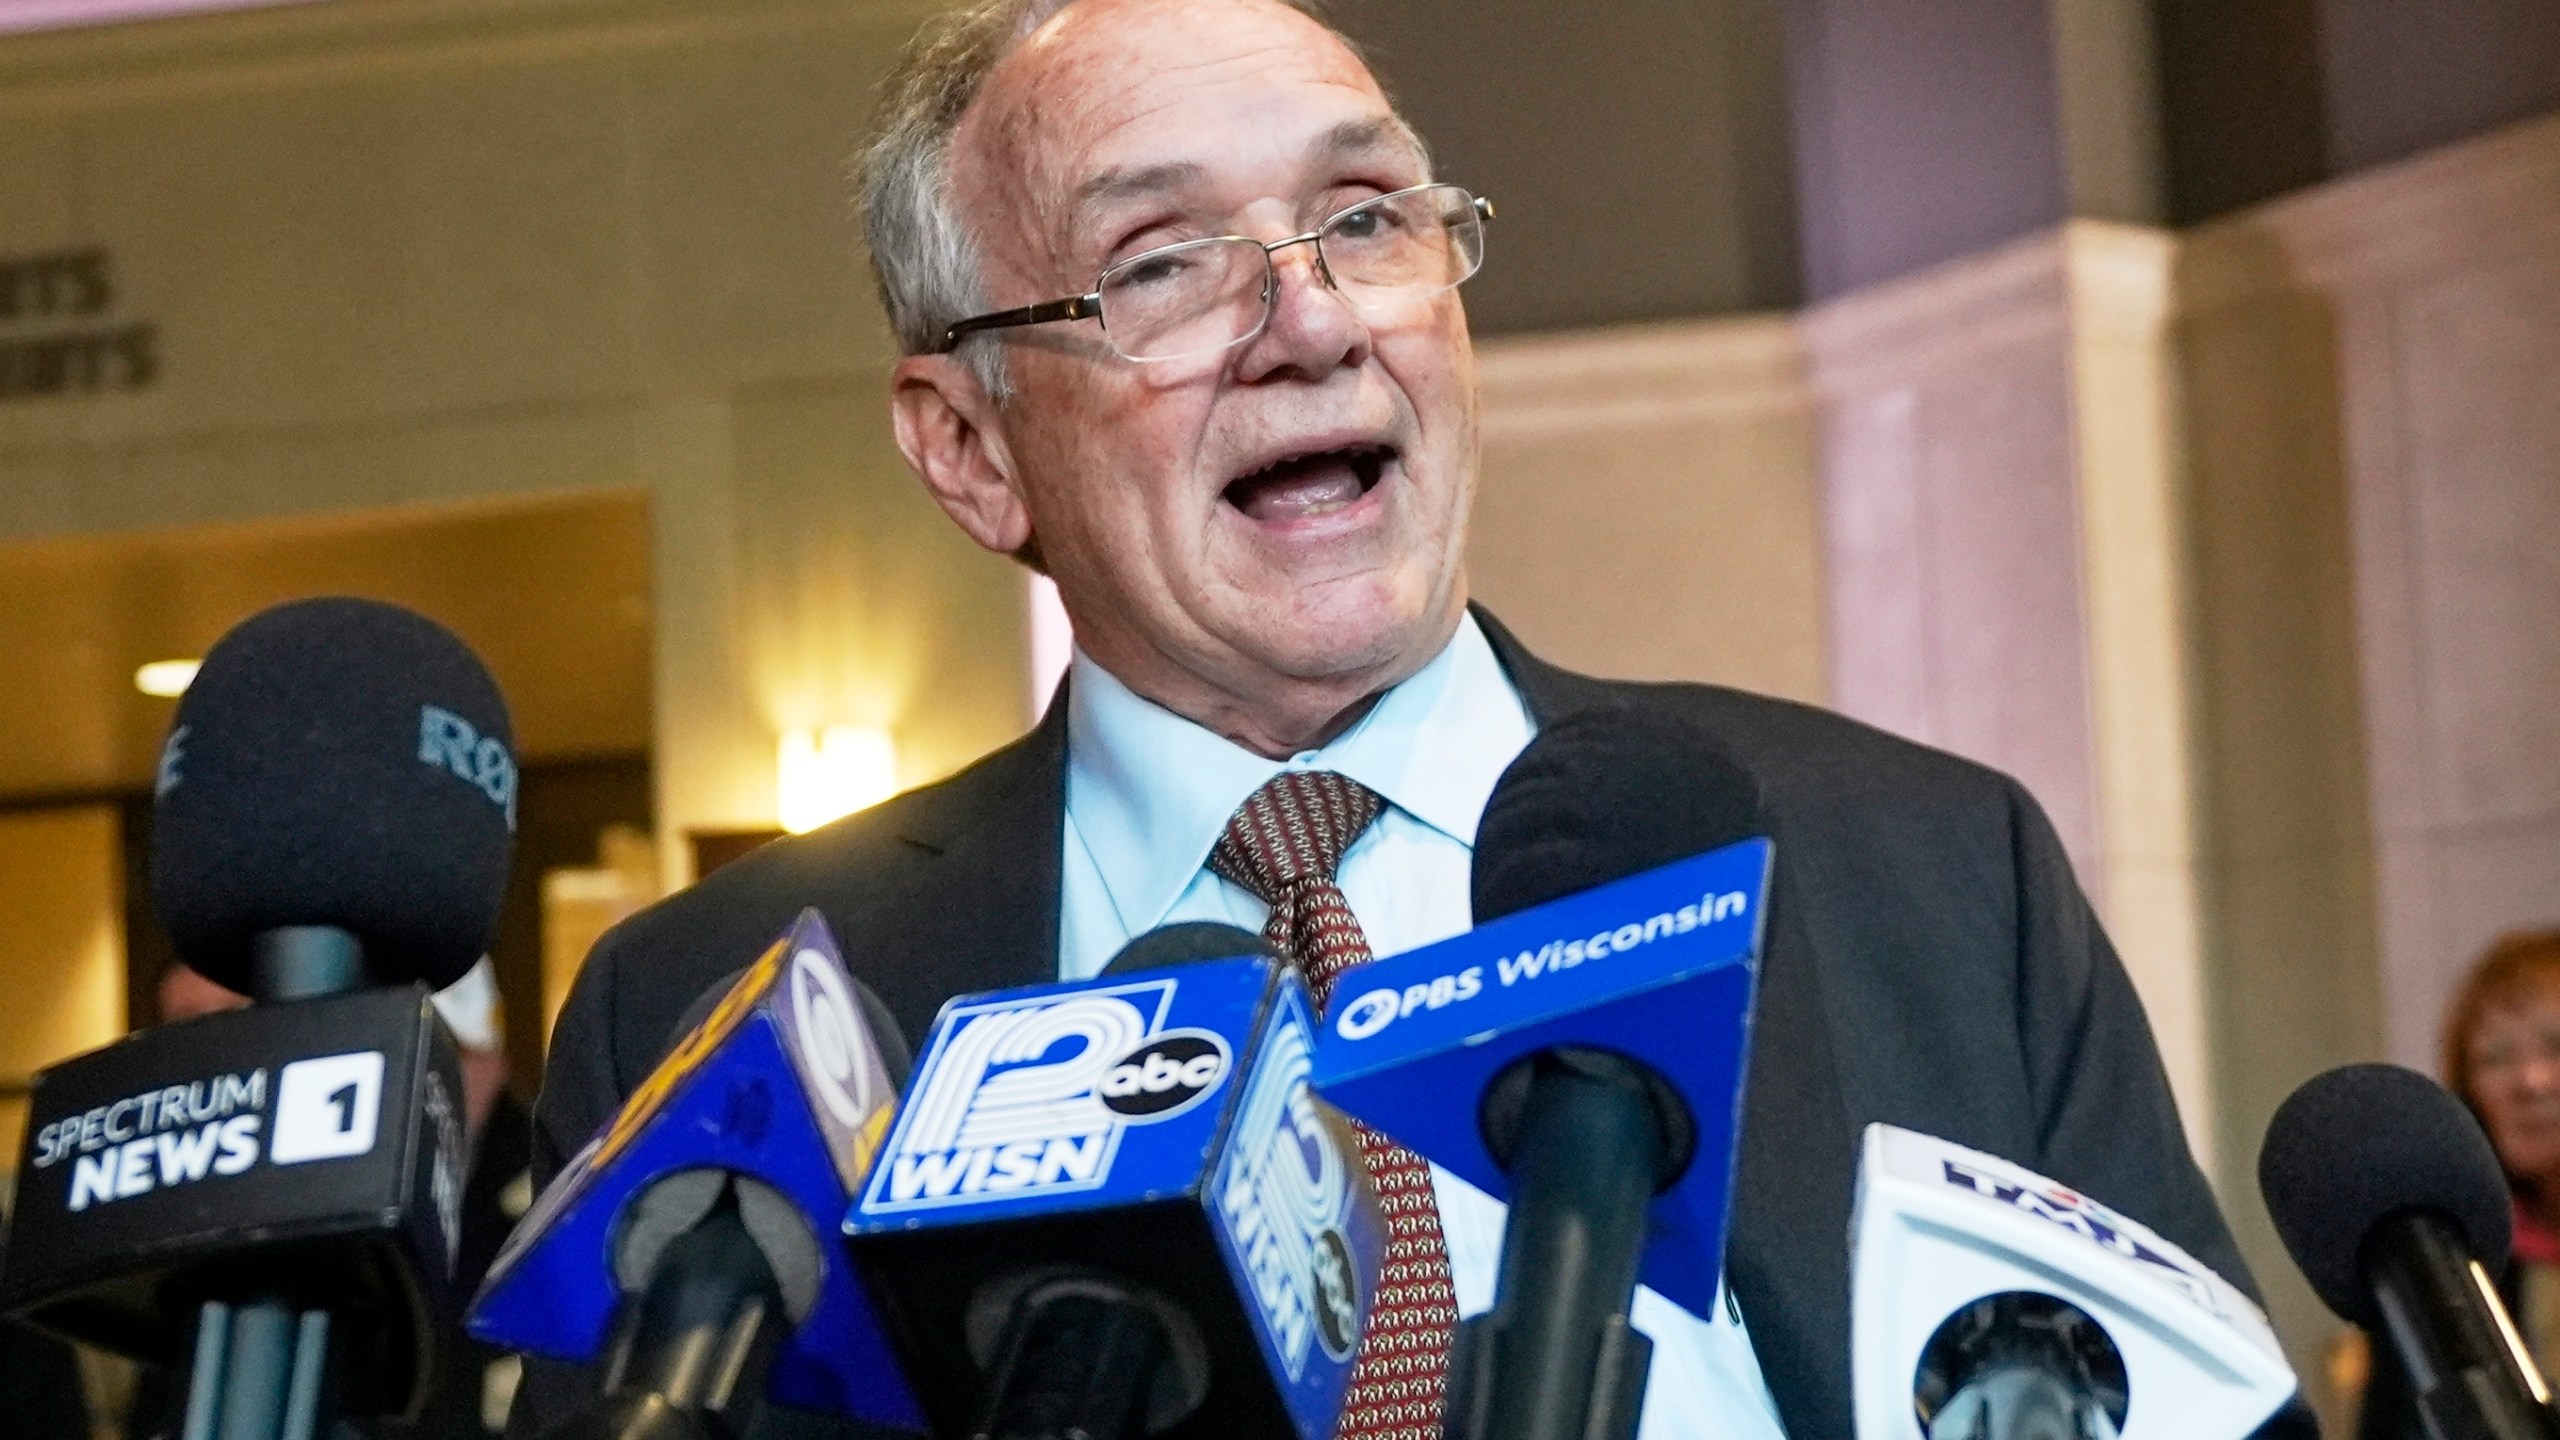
[1214,992,1362,1379]
[869,979,1233,1211]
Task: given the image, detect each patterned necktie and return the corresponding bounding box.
[1207,770,1457,1440]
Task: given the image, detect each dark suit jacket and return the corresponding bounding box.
[518,609,2312,1438]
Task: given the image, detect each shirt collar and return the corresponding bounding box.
[1065,612,1529,939]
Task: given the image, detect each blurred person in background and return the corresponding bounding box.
[2353,926,2560,1437]
[135,959,533,1439]
[0,1266,88,1438]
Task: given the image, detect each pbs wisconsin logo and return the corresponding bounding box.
[1097,1031,1230,1121]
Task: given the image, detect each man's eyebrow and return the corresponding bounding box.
[1310,116,1427,167]
[1074,160,1211,209]
[1069,117,1425,214]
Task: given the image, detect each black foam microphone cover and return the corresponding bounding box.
[1472,702,1768,925]
[152,597,517,993]
[2258,1062,2514,1328]
[1101,922,1279,977]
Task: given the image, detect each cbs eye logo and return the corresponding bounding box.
[1096,1030,1232,1122]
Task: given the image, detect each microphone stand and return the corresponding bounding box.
[545,1185,787,1440]
[1448,1049,1689,1440]
[1916,1293,2126,1440]
[177,927,368,1440]
[2364,1211,2560,1440]
[972,1272,1178,1440]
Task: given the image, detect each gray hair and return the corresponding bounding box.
[855,0,1343,398]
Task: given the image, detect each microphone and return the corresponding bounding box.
[1311,704,1770,1440]
[845,923,1384,1440]
[154,595,516,999]
[467,908,924,1436]
[2259,1063,2560,1440]
[1,597,512,1434]
[1849,1123,2297,1439]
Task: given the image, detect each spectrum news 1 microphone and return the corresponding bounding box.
[1849,1124,2296,1440]
[469,909,925,1437]
[2259,1063,2560,1440]
[1308,703,1769,1440]
[844,923,1386,1440]
[0,597,513,1433]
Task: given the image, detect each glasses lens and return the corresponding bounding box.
[1097,237,1271,361]
[1321,185,1484,302]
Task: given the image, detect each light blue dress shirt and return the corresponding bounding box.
[1058,613,1788,1440]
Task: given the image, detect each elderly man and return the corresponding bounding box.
[525,1,2310,1437]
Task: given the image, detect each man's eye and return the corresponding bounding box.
[1115,252,1193,288]
[1333,209,1388,240]
[1330,200,1417,245]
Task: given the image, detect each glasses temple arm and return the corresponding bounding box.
[935,293,1102,352]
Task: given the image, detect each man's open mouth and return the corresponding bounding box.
[1222,445,1394,523]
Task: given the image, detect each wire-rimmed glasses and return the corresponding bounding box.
[934,182,1493,363]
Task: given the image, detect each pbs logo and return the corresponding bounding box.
[1097,1030,1232,1122]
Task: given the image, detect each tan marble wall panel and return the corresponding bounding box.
[2171,256,2384,1164]
[2065,223,2215,1164]
[1817,385,1931,738]
[72,82,425,436]
[43,399,641,538]
[729,374,1029,809]
[627,24,905,391]
[2395,256,2560,827]
[1470,316,1827,703]
[2203,113,2560,1070]
[385,63,650,415]
[0,118,87,460]
[0,446,83,536]
[1802,237,2106,890]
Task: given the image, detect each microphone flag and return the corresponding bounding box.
[467,908,920,1427]
[1850,1123,2295,1439]
[848,950,1384,1440]
[1,985,465,1414]
[1311,837,1770,1321]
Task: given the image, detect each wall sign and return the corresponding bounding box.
[0,248,158,402]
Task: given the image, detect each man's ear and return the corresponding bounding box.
[890,353,1033,557]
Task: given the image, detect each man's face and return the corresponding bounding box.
[948,0,1477,713]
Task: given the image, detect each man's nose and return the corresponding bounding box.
[1236,239,1371,381]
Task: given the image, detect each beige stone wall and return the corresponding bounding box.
[2190,112,2560,1081]
[1471,315,1826,705]
[0,0,1025,883]
[1800,234,2107,889]
[1800,115,2560,1422]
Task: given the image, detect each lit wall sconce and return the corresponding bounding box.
[134,659,202,697]
[777,725,899,834]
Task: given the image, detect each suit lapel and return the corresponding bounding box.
[1475,605,1859,1439]
[867,693,1072,1043]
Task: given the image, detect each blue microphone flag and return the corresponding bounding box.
[467,910,920,1427]
[1311,837,1770,1321]
[849,952,1384,1440]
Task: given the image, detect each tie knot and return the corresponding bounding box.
[1208,770,1384,902]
